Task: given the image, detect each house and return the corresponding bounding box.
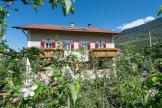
[13,24,119,63]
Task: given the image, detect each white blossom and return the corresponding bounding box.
[149,88,158,98]
[22,88,28,93]
[23,92,29,98]
[21,81,38,99]
[31,85,38,91]
[29,91,35,97]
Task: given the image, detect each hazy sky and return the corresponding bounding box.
[5,0,162,50]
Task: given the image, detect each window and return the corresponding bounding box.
[97,41,106,48]
[46,38,52,48]
[79,41,91,50]
[99,41,102,48]
[81,41,87,49]
[46,42,51,48]
[40,38,56,48]
[64,40,70,50]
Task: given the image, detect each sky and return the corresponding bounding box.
[5,0,162,50]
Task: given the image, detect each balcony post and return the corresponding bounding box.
[25,58,31,81]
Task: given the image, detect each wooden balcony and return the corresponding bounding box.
[24,47,118,59]
[89,48,119,58]
[40,48,64,58]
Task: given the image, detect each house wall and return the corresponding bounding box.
[27,30,115,61]
[27,30,115,49]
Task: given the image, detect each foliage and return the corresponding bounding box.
[157,5,162,16]
[0,0,74,39]
[68,80,80,105]
[0,6,7,39]
[2,0,74,15]
[0,1,162,107]
[0,38,162,108]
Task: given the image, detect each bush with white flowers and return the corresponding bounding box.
[21,80,38,99]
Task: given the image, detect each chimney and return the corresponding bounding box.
[88,24,92,27]
[70,22,75,27]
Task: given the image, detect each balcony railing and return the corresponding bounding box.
[24,47,118,59]
[40,48,64,58]
[89,48,119,58]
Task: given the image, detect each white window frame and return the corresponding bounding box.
[64,40,70,50]
[81,41,87,49]
[45,38,52,48]
[99,41,104,48]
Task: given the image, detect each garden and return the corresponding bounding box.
[0,0,162,108]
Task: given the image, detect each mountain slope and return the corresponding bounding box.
[116,17,162,49]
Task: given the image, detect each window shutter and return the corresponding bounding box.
[103,41,106,48]
[51,40,56,48]
[87,41,90,50]
[40,40,45,48]
[95,41,98,48]
[71,40,74,50]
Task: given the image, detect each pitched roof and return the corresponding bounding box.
[13,24,119,35]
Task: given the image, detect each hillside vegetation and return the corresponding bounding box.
[116,17,162,49]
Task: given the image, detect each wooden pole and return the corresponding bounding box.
[149,31,152,47]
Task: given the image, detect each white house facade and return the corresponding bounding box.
[13,24,119,61]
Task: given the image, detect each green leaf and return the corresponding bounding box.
[69,84,77,105]
[157,9,162,16]
[46,99,59,106]
[151,76,157,82]
[70,5,74,15]
[65,0,72,13]
[52,66,62,77]
[157,5,162,16]
[32,85,43,100]
[75,81,80,93]
[62,5,66,16]
[61,0,73,16]
[32,4,38,13]
[0,5,3,11]
[52,2,57,10]
[49,0,57,9]
[34,0,43,6]
[144,93,149,103]
[130,83,135,89]
[68,81,80,105]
